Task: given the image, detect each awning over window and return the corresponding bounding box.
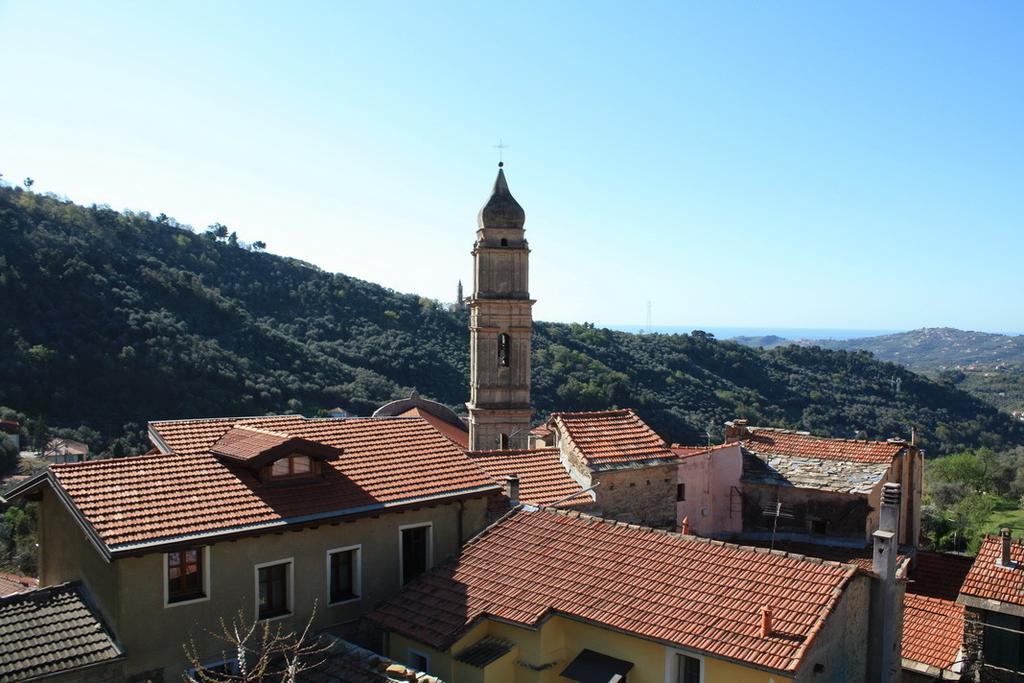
[560,649,634,683]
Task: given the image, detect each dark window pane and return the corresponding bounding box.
[168,548,204,602]
[258,563,289,619]
[330,550,357,603]
[676,483,685,501]
[983,612,1024,671]
[402,526,429,584]
[676,654,700,683]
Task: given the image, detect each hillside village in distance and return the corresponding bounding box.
[1,166,1023,683]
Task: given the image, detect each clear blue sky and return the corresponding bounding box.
[1,1,1021,333]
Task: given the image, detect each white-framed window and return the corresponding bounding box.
[665,648,703,683]
[407,648,430,673]
[326,545,362,605]
[163,546,211,607]
[254,557,294,621]
[398,522,433,585]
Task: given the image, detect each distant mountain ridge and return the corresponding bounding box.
[733,328,1024,414]
[2,184,1022,456]
[735,328,1024,369]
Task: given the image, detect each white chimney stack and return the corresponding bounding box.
[869,482,901,682]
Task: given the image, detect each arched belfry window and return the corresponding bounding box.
[500,238,508,247]
[497,333,510,367]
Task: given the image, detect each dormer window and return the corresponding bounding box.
[267,453,320,480]
[271,454,312,478]
[210,425,342,483]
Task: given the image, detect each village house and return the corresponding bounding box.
[957,529,1024,681]
[370,499,906,683]
[723,420,923,548]
[545,409,679,527]
[4,415,501,680]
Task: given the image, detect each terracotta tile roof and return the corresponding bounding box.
[370,507,857,673]
[0,581,122,681]
[550,409,674,468]
[43,416,498,554]
[398,407,468,449]
[0,573,37,598]
[741,428,906,464]
[908,552,974,601]
[901,593,964,673]
[959,534,1024,607]
[210,425,294,461]
[467,448,587,507]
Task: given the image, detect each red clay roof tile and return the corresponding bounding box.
[741,428,905,464]
[901,593,964,672]
[48,416,498,553]
[370,507,857,673]
[467,448,587,507]
[551,409,674,467]
[960,534,1024,607]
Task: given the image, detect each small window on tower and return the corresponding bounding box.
[497,333,510,367]
[500,238,508,246]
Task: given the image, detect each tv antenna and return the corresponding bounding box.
[646,300,652,333]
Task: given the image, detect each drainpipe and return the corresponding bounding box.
[868,483,901,682]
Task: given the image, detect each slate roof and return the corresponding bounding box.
[467,448,588,507]
[901,594,964,674]
[0,581,122,682]
[370,507,858,673]
[0,573,37,597]
[959,534,1024,607]
[11,416,498,556]
[741,449,893,494]
[550,409,675,469]
[742,428,906,464]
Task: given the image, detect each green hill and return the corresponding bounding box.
[2,185,1023,457]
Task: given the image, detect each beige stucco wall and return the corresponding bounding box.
[42,489,487,681]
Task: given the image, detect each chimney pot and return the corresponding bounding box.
[1000,527,1013,567]
[760,606,773,637]
[724,419,749,442]
[505,474,520,506]
[882,482,901,507]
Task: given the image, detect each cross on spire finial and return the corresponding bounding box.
[492,139,508,166]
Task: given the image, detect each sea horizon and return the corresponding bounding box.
[606,325,901,341]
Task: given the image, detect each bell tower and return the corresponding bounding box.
[467,163,533,450]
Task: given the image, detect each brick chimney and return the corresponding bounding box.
[868,483,901,682]
[759,606,773,637]
[724,419,749,442]
[505,474,520,506]
[999,527,1014,568]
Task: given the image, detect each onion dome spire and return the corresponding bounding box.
[477,162,525,230]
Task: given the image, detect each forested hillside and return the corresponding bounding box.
[2,185,1023,457]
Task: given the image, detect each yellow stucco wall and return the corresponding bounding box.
[39,487,121,629]
[389,614,794,683]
